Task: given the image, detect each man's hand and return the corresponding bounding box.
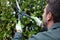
[31,16,42,26]
[15,20,22,33]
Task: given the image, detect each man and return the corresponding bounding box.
[12,0,60,40]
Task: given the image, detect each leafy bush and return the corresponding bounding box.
[0,0,46,40]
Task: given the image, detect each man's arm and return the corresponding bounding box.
[12,20,22,40]
[12,31,54,40]
[12,32,22,40]
[12,16,43,40]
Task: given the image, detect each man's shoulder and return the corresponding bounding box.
[30,28,60,40]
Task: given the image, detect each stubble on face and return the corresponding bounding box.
[42,5,48,27]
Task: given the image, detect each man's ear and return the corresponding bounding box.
[47,12,52,21]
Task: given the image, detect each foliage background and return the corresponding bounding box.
[0,0,46,40]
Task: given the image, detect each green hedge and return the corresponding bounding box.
[0,0,46,40]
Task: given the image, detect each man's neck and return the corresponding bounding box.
[47,21,54,29]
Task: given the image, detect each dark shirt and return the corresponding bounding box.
[12,22,60,40]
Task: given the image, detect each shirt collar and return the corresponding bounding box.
[49,22,60,30]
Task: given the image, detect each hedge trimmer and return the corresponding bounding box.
[13,0,42,33]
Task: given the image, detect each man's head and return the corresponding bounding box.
[42,0,60,29]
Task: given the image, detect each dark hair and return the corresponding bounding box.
[46,0,60,23]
